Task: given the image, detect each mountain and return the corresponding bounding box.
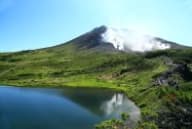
[0,26,192,129]
[53,25,188,53]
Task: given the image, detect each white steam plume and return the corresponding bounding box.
[102,27,170,52]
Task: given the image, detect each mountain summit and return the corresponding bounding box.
[65,26,187,52]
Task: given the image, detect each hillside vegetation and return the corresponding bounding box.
[0,42,192,129]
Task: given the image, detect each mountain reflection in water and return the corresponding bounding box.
[0,86,140,129]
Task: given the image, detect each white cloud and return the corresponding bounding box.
[102,27,170,52]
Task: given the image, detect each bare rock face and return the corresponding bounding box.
[153,62,192,87]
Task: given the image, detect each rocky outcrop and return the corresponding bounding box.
[153,58,192,88]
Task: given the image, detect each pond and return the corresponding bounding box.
[0,86,140,129]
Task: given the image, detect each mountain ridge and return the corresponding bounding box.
[51,25,190,53]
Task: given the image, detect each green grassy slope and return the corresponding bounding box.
[0,42,192,129]
[0,43,166,88]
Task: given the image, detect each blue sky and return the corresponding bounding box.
[0,0,192,52]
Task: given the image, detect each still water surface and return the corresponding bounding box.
[0,86,140,129]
